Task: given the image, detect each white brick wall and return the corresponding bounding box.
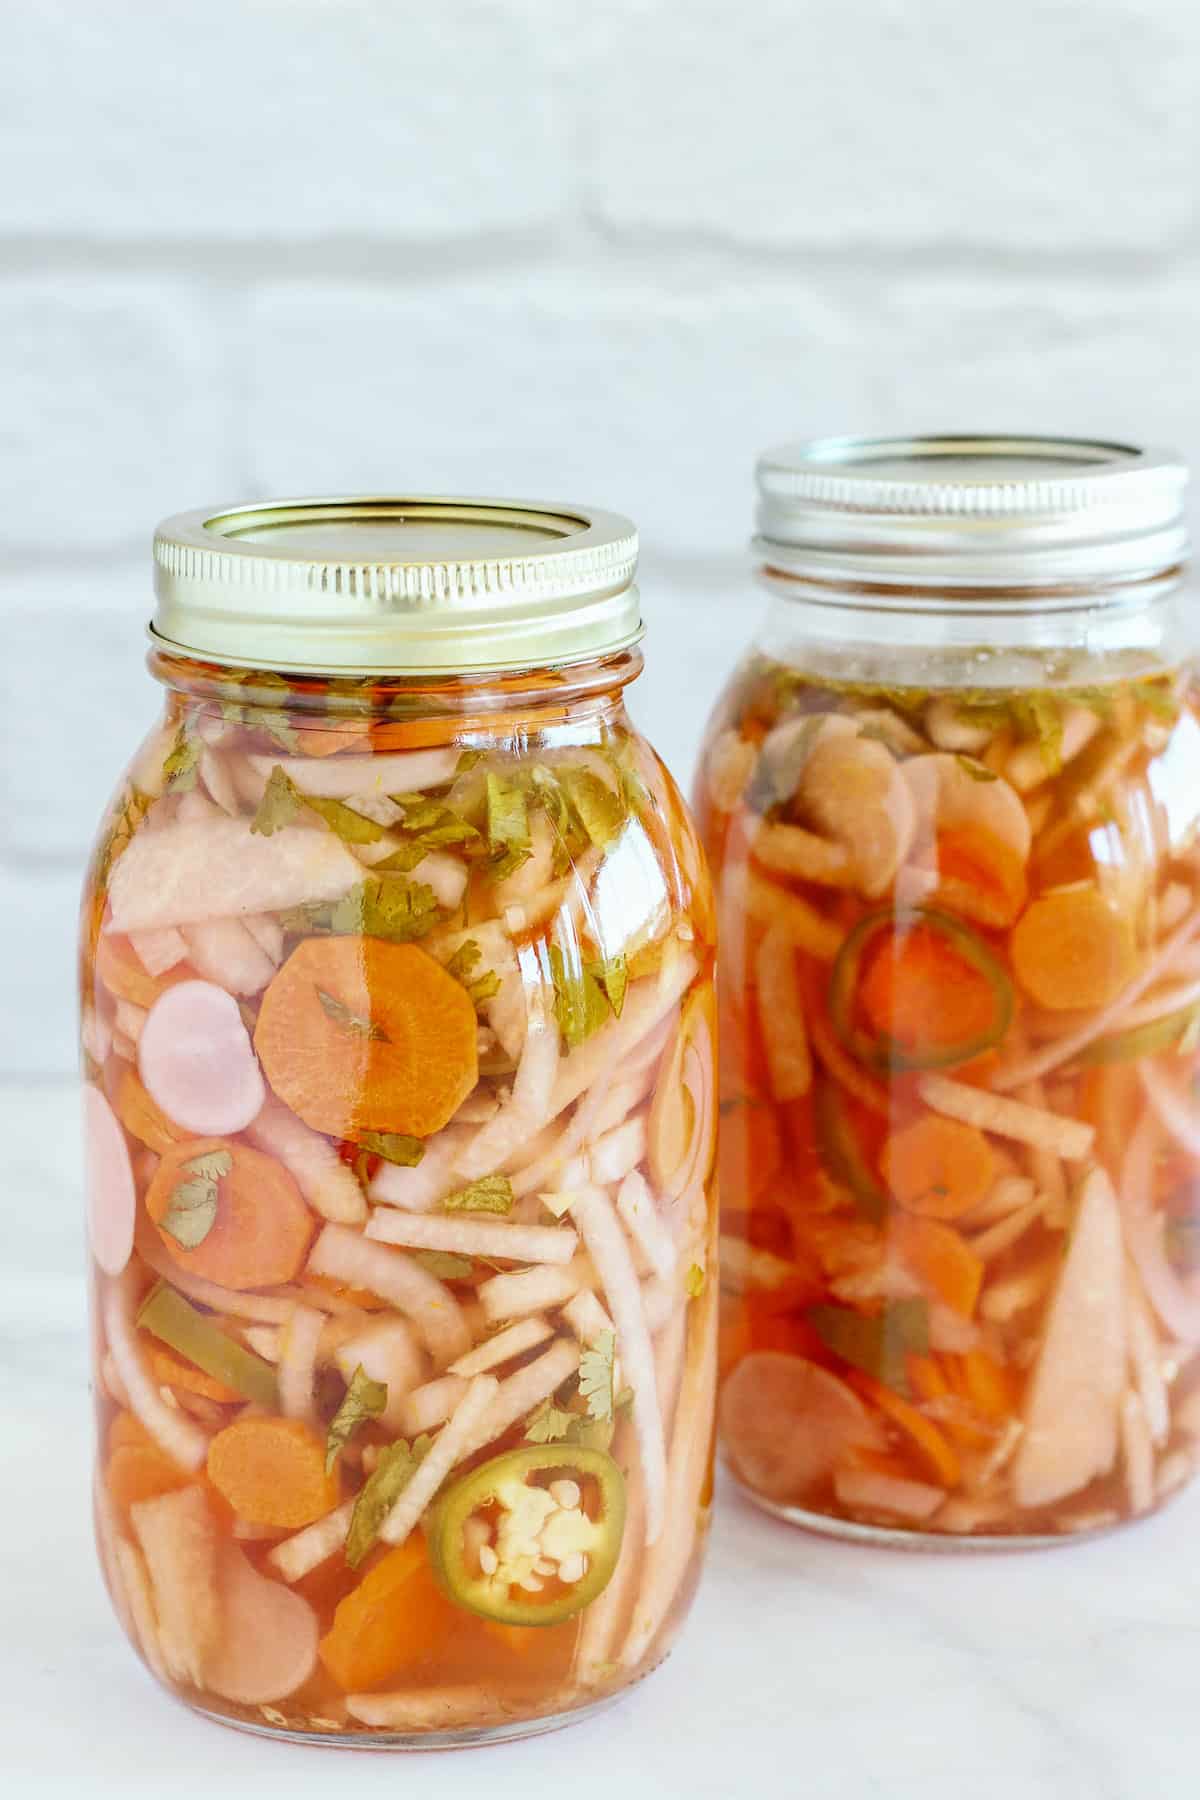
[3,0,1200,1077]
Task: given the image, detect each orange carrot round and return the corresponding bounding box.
[254,937,479,1141]
[1011,885,1137,1011]
[891,1213,984,1317]
[206,1417,339,1528]
[858,922,1001,1065]
[932,826,1027,928]
[147,1346,241,1404]
[318,1538,451,1691]
[94,934,194,1011]
[880,1113,995,1220]
[114,1067,191,1156]
[144,1138,314,1291]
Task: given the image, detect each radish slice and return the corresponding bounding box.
[138,980,265,1135]
[720,1352,883,1503]
[84,1086,137,1276]
[204,1542,319,1704]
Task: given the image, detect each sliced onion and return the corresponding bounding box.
[1120,1107,1200,1343]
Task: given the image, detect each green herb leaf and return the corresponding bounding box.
[1132,678,1181,725]
[592,954,628,1019]
[525,1401,577,1444]
[316,986,388,1041]
[956,755,998,783]
[251,765,302,837]
[685,1263,706,1298]
[162,727,202,793]
[548,944,617,1048]
[413,1249,474,1281]
[807,1299,929,1397]
[443,939,502,1014]
[560,768,625,850]
[578,1329,617,1423]
[456,749,485,774]
[442,1175,515,1215]
[286,874,444,943]
[301,792,386,845]
[159,1149,232,1250]
[345,1434,433,1568]
[485,772,531,878]
[356,1130,424,1166]
[92,784,153,886]
[325,1364,388,1473]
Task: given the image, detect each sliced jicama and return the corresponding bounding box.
[572,1185,667,1545]
[561,1288,615,1347]
[399,1374,468,1438]
[247,747,459,799]
[379,1374,499,1547]
[241,911,284,965]
[267,1497,356,1584]
[129,1484,221,1685]
[576,1461,645,1685]
[918,1073,1095,1163]
[366,1206,578,1266]
[740,866,843,959]
[589,1116,647,1186]
[447,1315,555,1378]
[307,1225,471,1367]
[615,1170,676,1283]
[138,980,265,1135]
[655,1307,688,1437]
[248,1095,366,1226]
[721,1353,882,1503]
[464,1337,581,1455]
[181,917,276,995]
[128,926,189,978]
[453,969,560,1181]
[277,1304,325,1423]
[1011,1168,1126,1508]
[108,816,362,932]
[84,1086,137,1277]
[477,1254,593,1325]
[370,1124,472,1214]
[334,1319,426,1433]
[103,1272,210,1469]
[833,1468,946,1521]
[199,746,240,815]
[203,1541,319,1703]
[755,924,812,1100]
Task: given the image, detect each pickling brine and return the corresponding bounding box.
[702,434,1200,1545]
[81,498,716,1744]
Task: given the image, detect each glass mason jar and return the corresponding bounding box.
[81,497,717,1744]
[696,435,1200,1546]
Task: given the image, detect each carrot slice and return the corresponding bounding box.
[147,1346,241,1404]
[1010,886,1137,1011]
[961,1348,1019,1420]
[206,1417,339,1529]
[858,921,1000,1064]
[931,826,1027,929]
[879,1113,995,1219]
[94,934,194,1011]
[847,1369,962,1489]
[113,1067,191,1156]
[319,1537,451,1691]
[144,1138,314,1291]
[254,937,479,1141]
[106,1443,191,1523]
[891,1214,984,1318]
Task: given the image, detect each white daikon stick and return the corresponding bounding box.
[756,924,812,1099]
[448,1315,555,1378]
[334,1318,425,1434]
[307,1224,471,1366]
[453,965,560,1180]
[380,1375,500,1547]
[248,1094,367,1225]
[464,1338,581,1455]
[268,1499,356,1583]
[919,1073,1095,1162]
[616,1170,677,1283]
[366,1207,578,1266]
[370,1125,473,1214]
[277,1304,325,1423]
[589,1116,647,1186]
[241,911,284,965]
[478,1255,593,1325]
[399,1374,468,1438]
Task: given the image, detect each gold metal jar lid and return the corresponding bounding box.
[151,496,642,675]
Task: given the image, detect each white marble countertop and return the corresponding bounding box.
[5,1087,1199,1799]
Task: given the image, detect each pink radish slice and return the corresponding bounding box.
[84,1086,137,1276]
[204,1543,319,1704]
[721,1352,883,1503]
[139,980,265,1135]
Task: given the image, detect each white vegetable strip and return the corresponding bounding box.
[448,1315,555,1377]
[1139,1059,1200,1157]
[621,1267,716,1667]
[267,1499,356,1583]
[654,1307,688,1438]
[400,1374,468,1438]
[918,1073,1095,1162]
[108,817,363,932]
[572,1186,667,1546]
[756,924,812,1100]
[576,1449,645,1686]
[277,1304,325,1423]
[834,1469,946,1520]
[966,1174,1038,1230]
[248,1095,367,1225]
[307,1225,471,1367]
[464,1338,581,1455]
[181,917,276,995]
[241,911,284,965]
[130,1486,219,1684]
[335,1318,425,1434]
[379,1374,499,1547]
[589,1116,647,1186]
[641,1277,677,1336]
[561,1288,616,1347]
[968,1195,1046,1263]
[102,1271,209,1470]
[241,1325,281,1361]
[478,1255,593,1325]
[248,747,459,799]
[345,1687,508,1731]
[996,905,1200,1089]
[128,926,188,977]
[366,1207,579,1266]
[370,1125,472,1214]
[454,961,560,1180]
[616,1170,677,1283]
[199,746,240,815]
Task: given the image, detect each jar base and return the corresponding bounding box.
[182,1685,628,1751]
[732,1479,1135,1552]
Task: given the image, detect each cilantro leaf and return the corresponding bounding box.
[443,939,503,1013]
[548,944,621,1047]
[250,766,302,836]
[559,768,625,850]
[162,727,202,794]
[356,1130,424,1167]
[345,1434,433,1567]
[159,1149,231,1250]
[325,1365,388,1473]
[412,1249,474,1281]
[316,986,388,1041]
[956,756,998,783]
[525,1400,576,1444]
[442,1175,514,1215]
[578,1329,616,1423]
[485,772,531,878]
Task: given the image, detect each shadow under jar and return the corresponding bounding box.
[695,435,1200,1546]
[82,497,717,1744]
